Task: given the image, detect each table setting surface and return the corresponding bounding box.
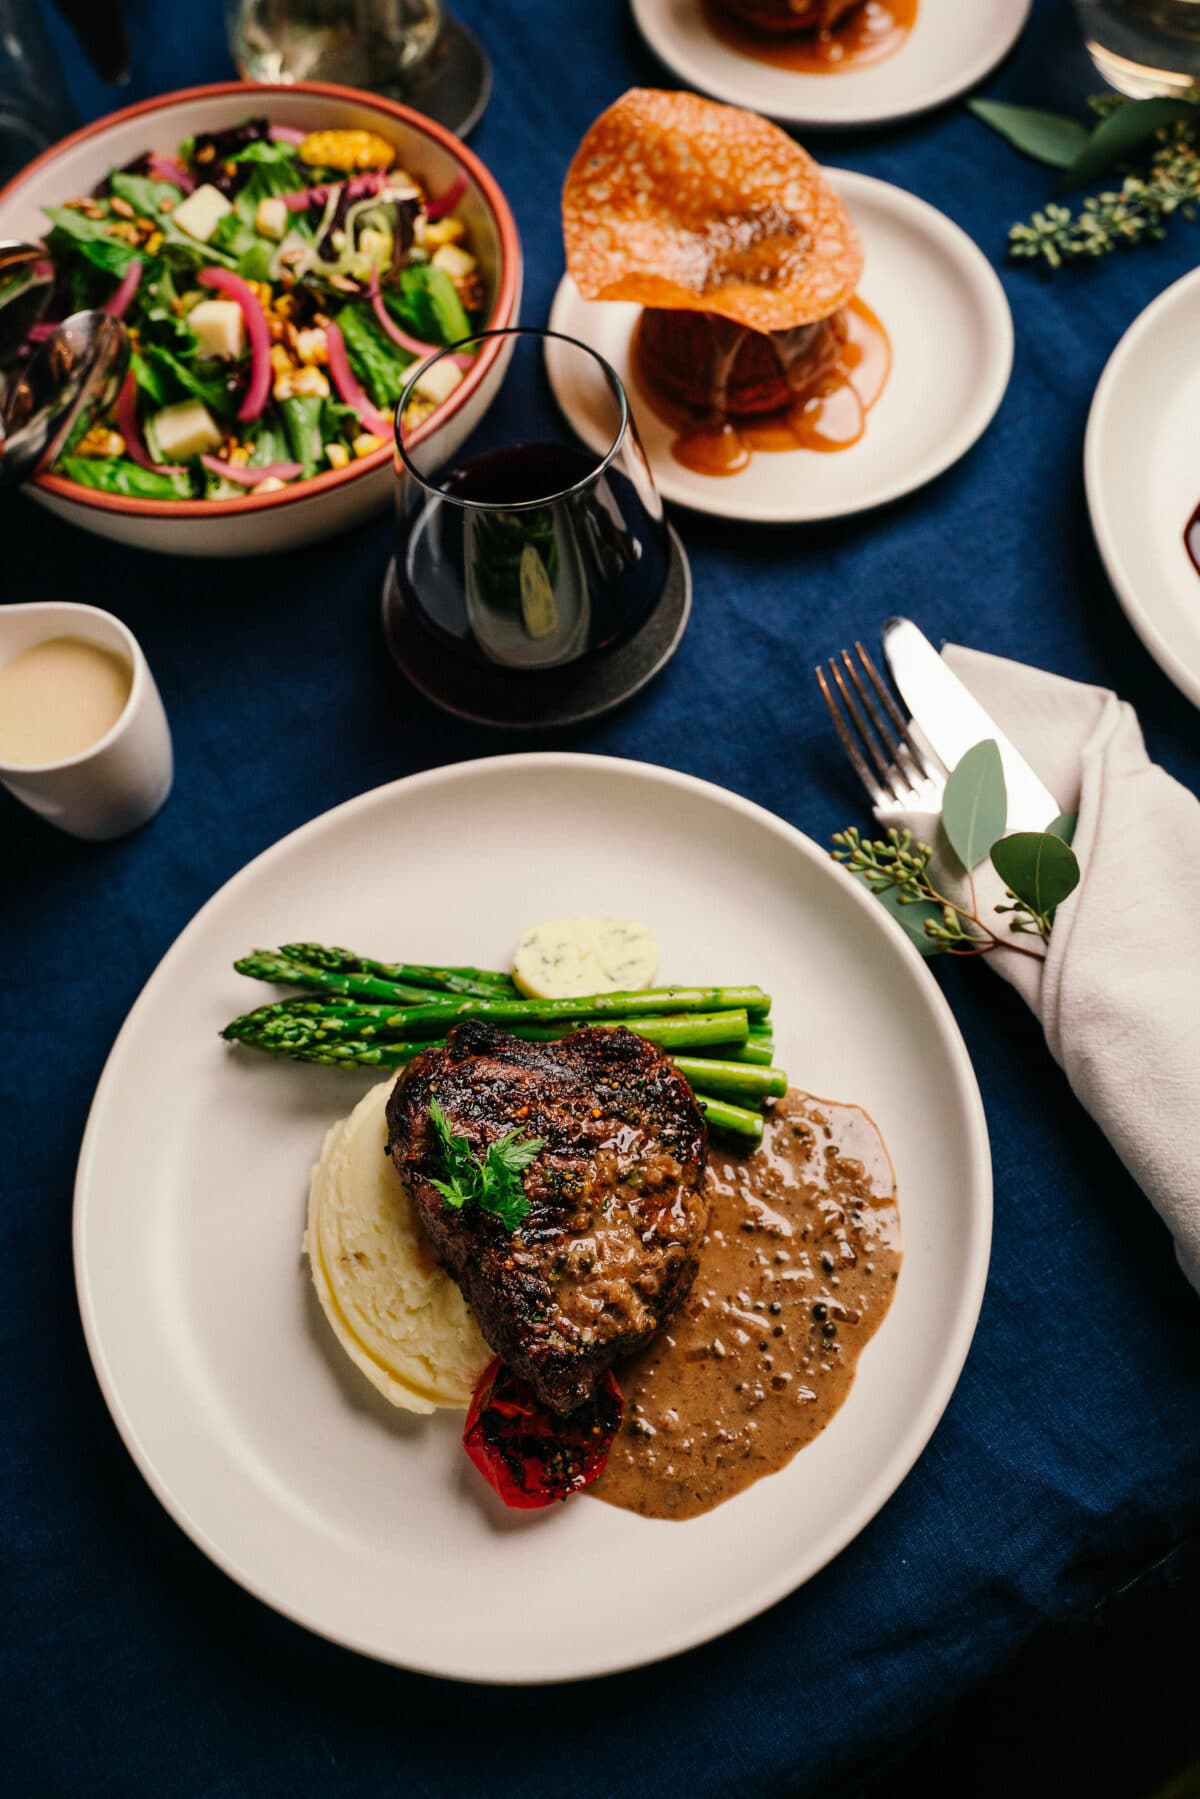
[4,0,1200,1792]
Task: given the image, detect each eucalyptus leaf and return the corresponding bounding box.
[851,878,940,956]
[942,740,1007,872]
[968,99,1090,169]
[1048,811,1077,846]
[990,831,1080,919]
[1054,96,1198,193]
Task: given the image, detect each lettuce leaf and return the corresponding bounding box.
[110,172,183,217]
[387,263,472,345]
[136,343,236,421]
[334,302,413,408]
[57,456,195,499]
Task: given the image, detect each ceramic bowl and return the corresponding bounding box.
[0,81,522,557]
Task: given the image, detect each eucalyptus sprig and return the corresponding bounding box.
[832,741,1081,961]
[969,92,1200,267]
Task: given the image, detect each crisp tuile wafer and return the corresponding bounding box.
[562,88,862,334]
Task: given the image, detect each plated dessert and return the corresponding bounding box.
[629,0,1030,135]
[7,115,480,501]
[223,922,902,1518]
[704,0,918,74]
[561,89,890,477]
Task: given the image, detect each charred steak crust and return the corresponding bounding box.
[386,1023,709,1414]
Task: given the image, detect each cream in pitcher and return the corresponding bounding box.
[0,634,133,767]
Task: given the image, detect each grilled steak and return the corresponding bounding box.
[386,1022,709,1414]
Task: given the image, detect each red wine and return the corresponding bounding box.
[395,441,670,671]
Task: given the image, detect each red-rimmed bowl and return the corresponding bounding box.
[0,81,522,558]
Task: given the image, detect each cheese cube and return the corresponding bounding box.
[430,243,476,279]
[149,399,222,462]
[255,195,288,240]
[358,227,391,267]
[188,299,245,361]
[172,183,233,244]
[412,357,464,406]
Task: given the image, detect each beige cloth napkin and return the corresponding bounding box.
[937,646,1200,1293]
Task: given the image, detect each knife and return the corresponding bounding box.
[881,616,1060,833]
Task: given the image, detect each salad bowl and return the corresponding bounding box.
[0,82,521,557]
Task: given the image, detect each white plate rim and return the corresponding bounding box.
[628,0,1033,130]
[1084,264,1200,712]
[548,169,1014,524]
[73,752,992,1681]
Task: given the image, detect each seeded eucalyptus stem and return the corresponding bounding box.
[831,827,1047,961]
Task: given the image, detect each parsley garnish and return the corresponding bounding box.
[427,1096,543,1232]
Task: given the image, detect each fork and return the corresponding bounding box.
[814,641,946,826]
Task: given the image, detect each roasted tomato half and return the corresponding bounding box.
[463,1358,623,1509]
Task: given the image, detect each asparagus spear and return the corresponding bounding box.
[673,1057,787,1101]
[235,953,445,1007]
[224,999,753,1057]
[278,944,515,1000]
[233,957,771,1028]
[694,1094,764,1143]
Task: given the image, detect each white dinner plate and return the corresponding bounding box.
[1085,266,1200,711]
[547,170,1013,524]
[75,754,991,1683]
[630,0,1032,130]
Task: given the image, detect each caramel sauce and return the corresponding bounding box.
[704,0,918,74]
[634,298,891,478]
[590,1089,902,1521]
[1185,500,1200,577]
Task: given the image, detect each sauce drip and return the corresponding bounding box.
[1184,500,1200,577]
[591,1089,902,1521]
[704,0,918,74]
[635,298,891,478]
[0,634,132,767]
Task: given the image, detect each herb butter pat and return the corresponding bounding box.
[512,917,660,1000]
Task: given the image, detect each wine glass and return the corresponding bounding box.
[1075,0,1200,96]
[226,0,490,137]
[391,328,674,676]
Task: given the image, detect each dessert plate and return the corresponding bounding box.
[629,0,1032,130]
[1085,265,1200,710]
[547,170,1013,524]
[75,754,991,1682]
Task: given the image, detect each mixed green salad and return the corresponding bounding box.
[9,116,483,501]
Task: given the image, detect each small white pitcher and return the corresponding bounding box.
[0,601,172,840]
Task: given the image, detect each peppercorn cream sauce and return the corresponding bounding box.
[590,1089,901,1520]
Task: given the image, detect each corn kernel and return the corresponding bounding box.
[269,344,294,376]
[423,216,465,248]
[77,425,126,459]
[273,373,296,402]
[251,476,287,494]
[352,432,384,458]
[294,327,328,366]
[325,441,350,469]
[299,128,395,172]
[273,293,296,319]
[146,230,164,254]
[290,366,330,398]
[227,446,251,467]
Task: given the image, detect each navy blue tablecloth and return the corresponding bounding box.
[5,1,1200,1793]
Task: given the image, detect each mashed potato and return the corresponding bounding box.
[304,1078,491,1414]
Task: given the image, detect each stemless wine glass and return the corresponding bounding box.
[1075,0,1200,96]
[392,328,673,674]
[226,0,491,136]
